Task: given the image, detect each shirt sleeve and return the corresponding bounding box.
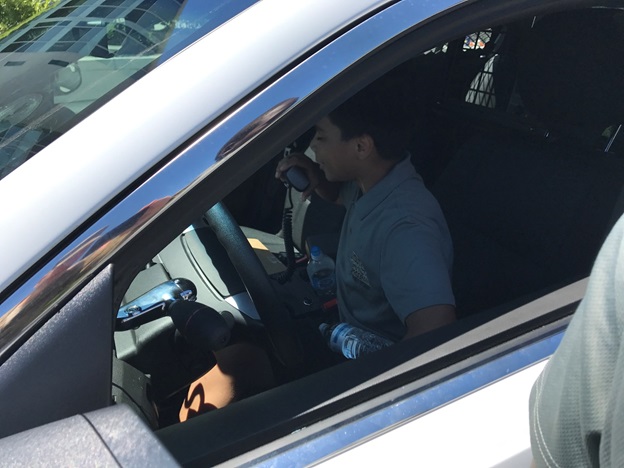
[380,217,455,323]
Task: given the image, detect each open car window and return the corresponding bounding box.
[110,5,624,460]
[0,0,258,181]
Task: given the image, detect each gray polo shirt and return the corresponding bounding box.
[529,214,624,467]
[336,156,454,341]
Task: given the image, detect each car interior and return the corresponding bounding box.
[106,5,624,463]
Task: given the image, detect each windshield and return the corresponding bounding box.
[0,0,258,181]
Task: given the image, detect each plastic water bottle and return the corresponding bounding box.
[319,322,394,359]
[307,246,336,296]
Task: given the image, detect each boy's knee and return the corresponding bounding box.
[216,343,275,395]
[179,342,275,422]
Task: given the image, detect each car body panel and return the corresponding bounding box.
[318,360,549,468]
[0,404,179,467]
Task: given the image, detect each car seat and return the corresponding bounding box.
[430,8,624,317]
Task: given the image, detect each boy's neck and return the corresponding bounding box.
[356,155,400,193]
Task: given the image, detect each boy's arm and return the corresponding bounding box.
[402,304,456,341]
[276,153,342,204]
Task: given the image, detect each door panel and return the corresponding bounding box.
[0,266,114,438]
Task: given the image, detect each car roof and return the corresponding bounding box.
[0,0,392,294]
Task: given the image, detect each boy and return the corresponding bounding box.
[276,81,455,342]
[179,78,455,421]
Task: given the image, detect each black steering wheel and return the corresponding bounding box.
[203,202,303,368]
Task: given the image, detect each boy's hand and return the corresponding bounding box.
[276,153,322,200]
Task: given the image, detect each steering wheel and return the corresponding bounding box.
[203,202,303,368]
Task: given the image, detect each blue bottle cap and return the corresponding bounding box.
[310,245,321,259]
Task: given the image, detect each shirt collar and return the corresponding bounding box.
[352,154,420,220]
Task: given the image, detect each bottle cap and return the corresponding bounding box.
[310,245,321,260]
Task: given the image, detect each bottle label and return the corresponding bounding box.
[342,336,360,360]
[329,323,393,359]
[328,323,352,352]
[311,268,335,294]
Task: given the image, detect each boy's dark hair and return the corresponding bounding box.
[327,71,420,160]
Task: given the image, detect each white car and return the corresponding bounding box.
[0,0,619,465]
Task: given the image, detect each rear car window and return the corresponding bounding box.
[0,0,258,181]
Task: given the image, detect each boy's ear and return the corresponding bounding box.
[354,134,375,160]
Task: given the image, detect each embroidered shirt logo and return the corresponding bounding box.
[350,251,371,288]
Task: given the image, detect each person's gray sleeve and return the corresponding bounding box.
[529,215,624,467]
[380,219,454,323]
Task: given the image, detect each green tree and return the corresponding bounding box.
[0,0,58,37]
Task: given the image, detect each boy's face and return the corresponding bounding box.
[310,117,359,182]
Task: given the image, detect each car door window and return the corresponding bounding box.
[113,0,624,434]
